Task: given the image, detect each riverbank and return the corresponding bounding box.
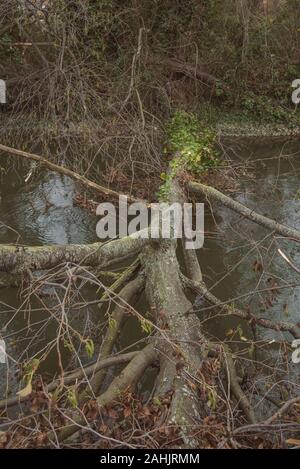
[196,102,300,138]
[217,121,300,138]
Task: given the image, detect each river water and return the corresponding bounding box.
[199,138,300,343]
[0,138,299,402]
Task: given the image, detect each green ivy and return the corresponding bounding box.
[158,111,219,200]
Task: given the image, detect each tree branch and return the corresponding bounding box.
[0,233,148,273]
[183,276,300,339]
[54,344,157,443]
[0,144,141,203]
[188,181,300,242]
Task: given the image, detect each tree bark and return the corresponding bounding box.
[0,233,148,273]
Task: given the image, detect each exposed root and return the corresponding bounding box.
[54,344,157,444]
[86,275,145,396]
[0,352,138,411]
[224,348,257,424]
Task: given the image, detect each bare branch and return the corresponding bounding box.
[183,276,300,339]
[188,181,300,242]
[0,144,142,203]
[0,351,138,411]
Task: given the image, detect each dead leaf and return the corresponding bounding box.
[286,438,300,446]
[124,407,131,418]
[0,432,7,444]
[108,407,118,419]
[17,381,32,398]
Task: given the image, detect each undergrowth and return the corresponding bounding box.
[158,111,219,200]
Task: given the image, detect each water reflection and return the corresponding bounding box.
[200,139,300,342]
[0,170,96,245]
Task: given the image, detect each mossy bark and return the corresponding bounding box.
[141,240,208,447]
[0,235,147,273]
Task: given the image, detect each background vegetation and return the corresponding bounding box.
[0,1,299,183]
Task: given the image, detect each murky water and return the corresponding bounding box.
[0,158,148,402]
[0,165,96,398]
[0,138,299,402]
[199,138,300,344]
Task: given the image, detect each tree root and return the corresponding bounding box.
[181,239,202,283]
[85,275,145,397]
[0,352,138,411]
[224,348,257,424]
[53,343,157,444]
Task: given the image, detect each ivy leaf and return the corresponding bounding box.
[140,319,153,335]
[67,388,78,408]
[85,339,95,359]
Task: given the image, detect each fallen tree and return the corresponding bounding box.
[1,144,300,449]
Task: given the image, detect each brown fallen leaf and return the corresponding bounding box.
[286,438,300,446]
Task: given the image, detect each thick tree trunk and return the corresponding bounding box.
[141,240,208,447]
